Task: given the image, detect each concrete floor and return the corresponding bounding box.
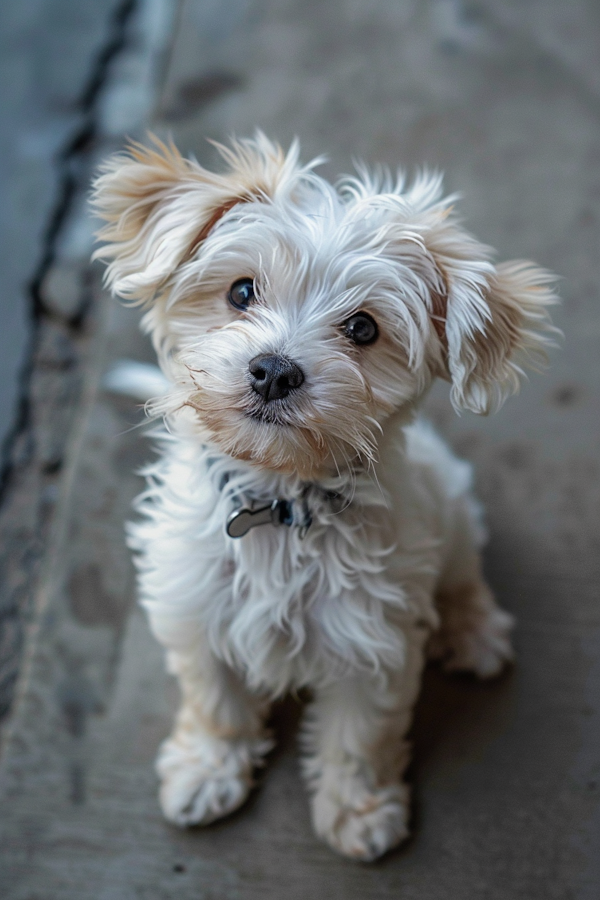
[1,1,599,897]
[0,0,124,450]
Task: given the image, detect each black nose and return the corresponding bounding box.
[248,354,304,402]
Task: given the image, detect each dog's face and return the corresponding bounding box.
[141,183,444,478]
[93,135,556,479]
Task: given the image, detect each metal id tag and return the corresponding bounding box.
[226,499,294,538]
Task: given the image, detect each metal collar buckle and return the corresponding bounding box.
[226,498,312,539]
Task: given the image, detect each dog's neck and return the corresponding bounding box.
[202,445,363,539]
[198,409,412,537]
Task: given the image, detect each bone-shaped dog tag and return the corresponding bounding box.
[226,501,281,538]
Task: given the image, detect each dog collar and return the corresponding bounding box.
[225,488,342,539]
[226,498,308,538]
[205,453,344,539]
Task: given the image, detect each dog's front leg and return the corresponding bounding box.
[156,636,272,827]
[301,626,426,861]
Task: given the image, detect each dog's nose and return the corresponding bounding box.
[248,354,304,402]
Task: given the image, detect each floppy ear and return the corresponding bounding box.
[341,171,558,414]
[424,213,559,414]
[91,133,301,304]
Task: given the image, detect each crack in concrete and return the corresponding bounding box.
[0,0,136,501]
[0,0,138,721]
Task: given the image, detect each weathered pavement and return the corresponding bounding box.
[1,1,600,898]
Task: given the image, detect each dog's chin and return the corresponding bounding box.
[194,407,336,480]
[185,387,375,480]
[243,417,335,480]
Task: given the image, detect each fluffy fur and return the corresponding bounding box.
[92,134,557,860]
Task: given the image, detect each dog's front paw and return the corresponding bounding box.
[156,731,272,827]
[311,768,410,861]
[429,604,515,679]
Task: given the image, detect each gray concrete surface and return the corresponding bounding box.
[0,0,124,452]
[0,0,175,718]
[1,1,600,897]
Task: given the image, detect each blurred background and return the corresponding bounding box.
[0,1,599,898]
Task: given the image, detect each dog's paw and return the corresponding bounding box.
[429,605,515,679]
[156,731,272,827]
[311,771,410,861]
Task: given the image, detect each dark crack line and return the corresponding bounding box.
[0,0,138,504]
[32,0,137,326]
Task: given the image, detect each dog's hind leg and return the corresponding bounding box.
[156,638,272,827]
[428,497,514,679]
[429,579,514,678]
[300,624,427,861]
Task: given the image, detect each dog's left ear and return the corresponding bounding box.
[91,133,301,304]
[346,173,558,414]
[422,209,559,414]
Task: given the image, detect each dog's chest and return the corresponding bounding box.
[210,487,414,690]
[145,439,443,692]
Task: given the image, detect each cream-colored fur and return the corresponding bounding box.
[92,135,557,861]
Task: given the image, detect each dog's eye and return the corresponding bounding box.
[343,312,379,346]
[228,278,255,311]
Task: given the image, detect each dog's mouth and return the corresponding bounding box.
[246,405,288,426]
[247,410,282,425]
[245,394,299,427]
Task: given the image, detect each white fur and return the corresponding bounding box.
[92,134,557,860]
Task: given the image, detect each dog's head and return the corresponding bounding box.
[92,134,557,479]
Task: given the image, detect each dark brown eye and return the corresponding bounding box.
[343,312,378,345]
[228,278,255,311]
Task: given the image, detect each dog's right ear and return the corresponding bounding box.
[91,133,301,304]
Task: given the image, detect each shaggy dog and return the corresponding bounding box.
[92,134,557,861]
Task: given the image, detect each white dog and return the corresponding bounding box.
[92,134,556,861]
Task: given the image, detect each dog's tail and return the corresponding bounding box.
[102,359,170,402]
